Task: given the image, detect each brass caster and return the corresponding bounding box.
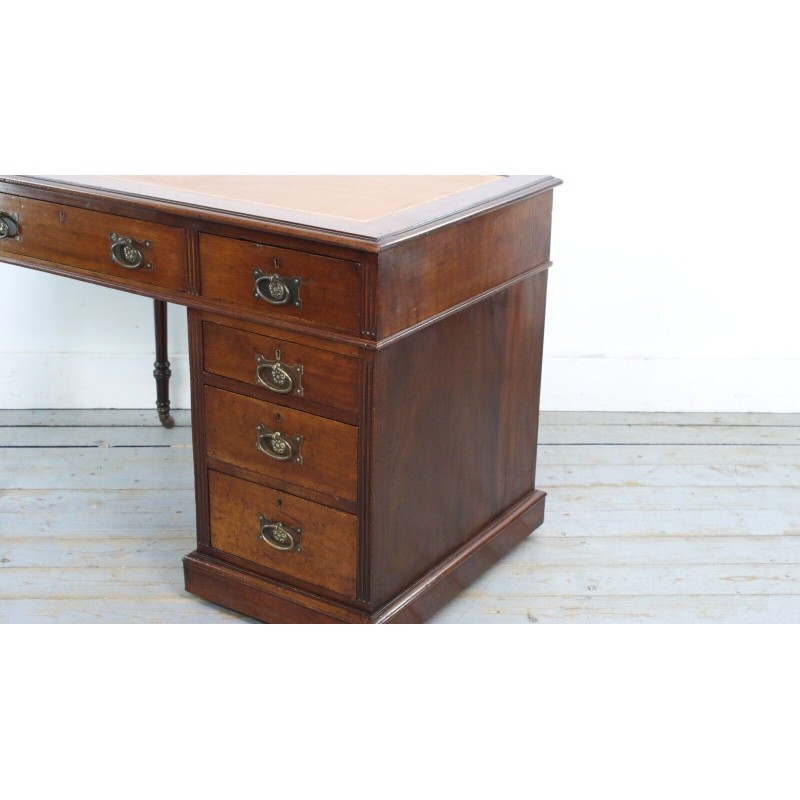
[158,411,175,429]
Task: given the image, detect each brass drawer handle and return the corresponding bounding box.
[258,514,302,552]
[0,212,20,241]
[256,423,303,464]
[255,349,304,396]
[253,267,302,308]
[110,233,153,270]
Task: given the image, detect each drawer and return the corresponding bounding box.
[0,194,186,291]
[204,385,358,502]
[198,233,361,333]
[208,470,357,599]
[202,321,360,415]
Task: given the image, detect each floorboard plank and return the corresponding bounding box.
[0,426,193,447]
[540,411,800,428]
[539,444,800,466]
[1,566,197,599]
[0,536,194,568]
[429,595,800,623]
[540,424,800,446]
[540,508,800,537]
[540,462,800,487]
[0,598,252,623]
[0,489,195,537]
[0,409,192,427]
[514,534,800,565]
[546,486,800,512]
[0,449,194,489]
[457,562,800,596]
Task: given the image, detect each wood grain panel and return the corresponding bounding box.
[183,552,369,623]
[193,310,362,357]
[199,233,362,333]
[202,321,360,414]
[204,386,358,503]
[368,272,548,605]
[375,191,553,338]
[0,194,186,291]
[378,492,545,623]
[208,470,358,599]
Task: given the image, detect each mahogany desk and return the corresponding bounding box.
[0,175,560,623]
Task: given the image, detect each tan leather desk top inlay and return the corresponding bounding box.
[106,175,502,222]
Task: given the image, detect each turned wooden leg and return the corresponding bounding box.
[153,299,175,429]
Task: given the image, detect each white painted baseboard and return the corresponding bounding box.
[0,353,191,409]
[1,354,797,412]
[541,357,800,412]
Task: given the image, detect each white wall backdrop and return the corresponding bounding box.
[543,166,800,411]
[0,270,191,409]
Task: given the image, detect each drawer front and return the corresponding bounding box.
[199,233,361,332]
[204,386,358,502]
[0,194,186,291]
[208,470,357,599]
[203,321,361,414]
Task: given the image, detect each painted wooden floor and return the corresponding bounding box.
[1,410,798,623]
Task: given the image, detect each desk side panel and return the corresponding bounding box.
[368,271,548,607]
[375,190,553,339]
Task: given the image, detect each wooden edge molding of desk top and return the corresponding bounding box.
[0,174,561,250]
[0,174,561,344]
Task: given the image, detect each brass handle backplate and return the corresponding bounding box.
[253,266,302,308]
[0,212,20,241]
[110,233,153,270]
[255,350,304,396]
[256,423,304,464]
[258,514,302,552]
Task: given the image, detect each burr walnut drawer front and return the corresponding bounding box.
[198,233,361,333]
[204,386,358,503]
[208,470,358,599]
[0,194,187,291]
[202,321,360,415]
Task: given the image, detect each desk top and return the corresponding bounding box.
[6,174,560,248]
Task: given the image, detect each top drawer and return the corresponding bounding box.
[198,234,361,333]
[0,195,187,291]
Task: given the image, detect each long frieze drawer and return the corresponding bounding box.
[203,321,360,414]
[0,194,186,291]
[198,233,361,333]
[204,385,358,502]
[208,470,358,599]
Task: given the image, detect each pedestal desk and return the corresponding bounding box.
[0,175,560,623]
